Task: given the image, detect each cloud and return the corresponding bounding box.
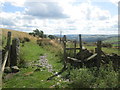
[24,2,68,19]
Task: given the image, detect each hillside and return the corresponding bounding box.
[0,28,37,41]
[103,37,119,43]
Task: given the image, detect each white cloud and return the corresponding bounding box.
[24,2,68,19]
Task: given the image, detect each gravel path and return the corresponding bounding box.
[39,55,53,72]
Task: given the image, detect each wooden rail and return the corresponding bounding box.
[67,57,81,62]
[1,51,8,72]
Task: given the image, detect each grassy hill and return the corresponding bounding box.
[0,28,37,41]
[103,36,119,47]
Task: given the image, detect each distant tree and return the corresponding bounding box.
[29,32,35,37]
[43,34,47,38]
[38,30,44,38]
[102,43,112,48]
[48,35,55,39]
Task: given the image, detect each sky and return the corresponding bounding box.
[0,0,119,35]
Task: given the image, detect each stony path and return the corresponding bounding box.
[39,55,53,72]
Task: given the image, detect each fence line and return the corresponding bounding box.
[62,34,103,69]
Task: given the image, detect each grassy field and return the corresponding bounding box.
[103,36,119,47]
[84,45,120,55]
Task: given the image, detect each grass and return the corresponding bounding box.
[103,37,119,43]
[20,42,45,62]
[84,45,120,55]
[3,67,55,88]
[0,28,37,41]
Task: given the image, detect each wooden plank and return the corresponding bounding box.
[66,48,80,50]
[66,47,85,50]
[1,51,8,72]
[84,53,97,61]
[67,57,81,62]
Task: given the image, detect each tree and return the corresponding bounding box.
[38,30,44,38]
[48,35,55,39]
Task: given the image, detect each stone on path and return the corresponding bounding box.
[11,66,19,73]
[39,55,53,72]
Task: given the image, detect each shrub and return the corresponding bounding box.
[37,39,52,46]
[48,35,55,39]
[102,43,112,48]
[69,63,119,88]
[24,37,30,42]
[70,68,94,88]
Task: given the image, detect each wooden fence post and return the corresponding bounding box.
[97,40,102,69]
[79,34,82,52]
[10,38,20,66]
[74,40,76,58]
[79,34,83,66]
[6,31,11,66]
[63,35,67,67]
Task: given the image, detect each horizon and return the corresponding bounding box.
[0,0,119,35]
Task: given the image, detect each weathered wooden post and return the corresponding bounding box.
[63,35,67,67]
[10,38,20,66]
[79,34,82,52]
[74,40,76,58]
[97,40,102,69]
[79,34,83,66]
[60,31,62,43]
[6,31,11,66]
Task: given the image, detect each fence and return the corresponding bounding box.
[62,34,120,69]
[1,32,20,74]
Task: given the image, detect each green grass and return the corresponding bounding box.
[20,42,45,62]
[103,37,119,47]
[3,67,55,88]
[103,37,119,43]
[84,45,120,55]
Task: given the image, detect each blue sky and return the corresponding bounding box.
[0,0,119,34]
[2,2,25,13]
